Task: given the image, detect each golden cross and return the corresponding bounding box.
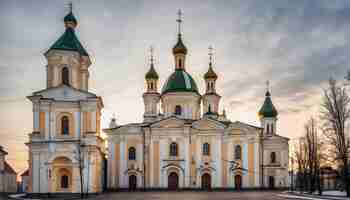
[208,45,213,65]
[150,45,154,65]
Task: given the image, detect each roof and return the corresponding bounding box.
[21,169,29,177]
[145,64,159,79]
[161,69,199,94]
[0,146,8,155]
[4,161,16,175]
[204,65,218,80]
[258,91,278,118]
[46,27,89,56]
[172,34,187,55]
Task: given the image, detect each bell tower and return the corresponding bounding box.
[202,46,221,116]
[259,81,278,136]
[143,46,160,122]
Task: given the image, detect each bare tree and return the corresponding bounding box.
[294,136,308,193]
[321,79,350,197]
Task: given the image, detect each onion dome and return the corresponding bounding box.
[161,69,199,94]
[145,64,159,80]
[258,91,278,118]
[172,34,188,55]
[204,65,218,80]
[64,11,77,26]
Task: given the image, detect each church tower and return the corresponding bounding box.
[143,46,160,122]
[258,81,278,136]
[27,5,105,194]
[202,46,221,116]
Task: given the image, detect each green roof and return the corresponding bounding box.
[47,27,89,56]
[258,91,278,118]
[172,34,187,55]
[161,69,199,94]
[145,64,159,79]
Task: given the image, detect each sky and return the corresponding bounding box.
[1,0,350,174]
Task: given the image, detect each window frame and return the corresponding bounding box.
[61,116,69,135]
[169,142,178,157]
[128,147,136,160]
[62,67,70,85]
[203,143,210,156]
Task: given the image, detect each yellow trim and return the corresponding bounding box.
[153,141,159,186]
[115,143,120,187]
[39,111,45,135]
[248,143,255,187]
[222,142,227,187]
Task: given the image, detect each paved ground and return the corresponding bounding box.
[90,191,294,200]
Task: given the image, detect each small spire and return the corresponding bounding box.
[176,9,183,36]
[265,80,271,96]
[208,45,213,67]
[150,45,154,66]
[68,2,73,13]
[109,113,117,128]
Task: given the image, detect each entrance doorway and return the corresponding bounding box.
[234,175,242,190]
[168,172,179,190]
[201,173,211,190]
[268,176,275,189]
[129,175,137,191]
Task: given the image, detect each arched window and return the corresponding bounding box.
[179,59,182,68]
[128,147,136,160]
[61,175,69,188]
[234,145,242,160]
[203,143,210,156]
[270,152,276,163]
[169,142,178,156]
[150,82,153,90]
[61,116,69,135]
[175,105,182,115]
[62,67,69,85]
[207,82,210,91]
[266,124,270,135]
[210,82,214,90]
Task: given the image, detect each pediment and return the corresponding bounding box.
[150,116,185,128]
[227,121,261,136]
[192,118,226,130]
[32,85,97,101]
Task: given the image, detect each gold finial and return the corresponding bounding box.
[149,45,154,65]
[176,9,183,35]
[208,45,213,66]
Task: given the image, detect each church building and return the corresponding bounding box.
[27,7,106,194]
[104,11,289,190]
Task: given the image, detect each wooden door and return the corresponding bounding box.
[201,173,211,190]
[234,175,242,190]
[168,172,179,190]
[129,175,137,191]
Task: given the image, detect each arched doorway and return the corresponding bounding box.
[52,156,73,192]
[168,172,179,190]
[201,173,211,190]
[234,175,242,190]
[129,175,137,191]
[268,176,275,189]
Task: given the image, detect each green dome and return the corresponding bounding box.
[258,91,278,118]
[145,64,159,79]
[161,69,199,94]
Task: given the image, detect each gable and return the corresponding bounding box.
[32,85,97,101]
[227,121,261,136]
[192,118,226,130]
[150,116,185,128]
